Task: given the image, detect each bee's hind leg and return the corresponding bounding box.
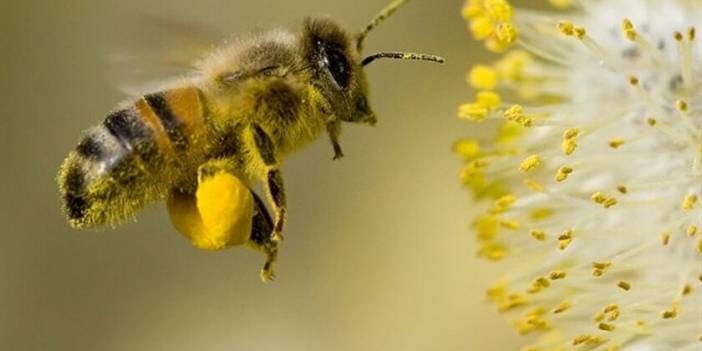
[248,190,278,282]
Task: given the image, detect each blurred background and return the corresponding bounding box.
[0,0,542,350]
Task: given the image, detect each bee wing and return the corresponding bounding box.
[103,14,224,95]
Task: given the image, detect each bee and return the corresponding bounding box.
[57,0,444,281]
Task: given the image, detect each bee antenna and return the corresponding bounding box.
[357,0,410,51]
[361,52,445,66]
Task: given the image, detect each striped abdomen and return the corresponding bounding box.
[58,86,207,228]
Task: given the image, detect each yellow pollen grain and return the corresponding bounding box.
[622,18,633,31]
[530,229,546,241]
[674,31,684,42]
[559,237,573,250]
[524,179,544,192]
[519,154,541,172]
[622,19,637,41]
[617,185,628,194]
[592,192,607,204]
[469,65,499,90]
[697,238,702,254]
[573,26,586,39]
[562,139,577,155]
[555,166,573,182]
[500,219,521,230]
[688,225,698,237]
[530,208,553,220]
[453,139,481,158]
[604,304,619,313]
[553,300,571,314]
[496,22,518,44]
[458,103,489,122]
[550,270,567,280]
[593,261,612,270]
[492,194,517,212]
[647,117,657,126]
[617,281,631,291]
[609,138,625,148]
[593,311,605,322]
[661,232,671,246]
[476,91,502,109]
[563,128,579,139]
[484,0,513,22]
[682,194,697,210]
[603,198,618,208]
[593,269,604,277]
[599,322,616,332]
[677,99,689,112]
[557,21,575,36]
[470,16,496,40]
[661,309,678,319]
[682,283,692,296]
[689,26,696,41]
[628,76,639,86]
[504,104,533,127]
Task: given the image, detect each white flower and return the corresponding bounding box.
[458,1,702,350]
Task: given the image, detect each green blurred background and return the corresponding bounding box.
[1,0,542,350]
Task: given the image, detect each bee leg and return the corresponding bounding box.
[248,191,278,282]
[249,124,287,242]
[326,120,344,160]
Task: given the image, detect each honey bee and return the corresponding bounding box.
[57,0,444,281]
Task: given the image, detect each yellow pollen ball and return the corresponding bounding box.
[167,170,254,250]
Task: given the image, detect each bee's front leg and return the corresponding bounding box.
[249,124,287,243]
[326,119,344,160]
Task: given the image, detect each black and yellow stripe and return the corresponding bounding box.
[58,86,206,228]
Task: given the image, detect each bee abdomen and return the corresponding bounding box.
[58,86,207,228]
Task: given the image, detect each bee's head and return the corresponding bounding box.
[302,0,443,126]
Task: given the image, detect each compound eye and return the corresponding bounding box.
[326,47,351,88]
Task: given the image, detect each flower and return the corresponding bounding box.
[457,0,702,350]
